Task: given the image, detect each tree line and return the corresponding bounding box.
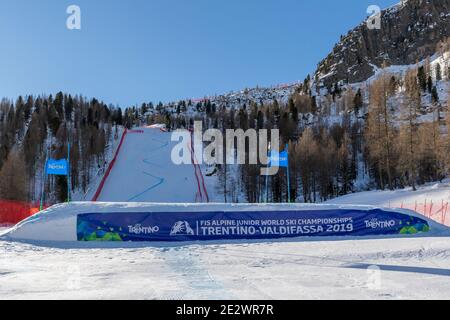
[138,62,449,203]
[0,92,123,203]
[1,54,448,205]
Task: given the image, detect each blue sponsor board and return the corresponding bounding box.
[269,151,288,168]
[77,209,430,242]
[46,159,69,176]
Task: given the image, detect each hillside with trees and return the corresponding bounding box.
[0,93,123,204]
[118,48,449,203]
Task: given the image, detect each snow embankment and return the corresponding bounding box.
[326,180,450,225]
[1,202,448,243]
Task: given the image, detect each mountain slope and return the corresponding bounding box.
[315,0,450,89]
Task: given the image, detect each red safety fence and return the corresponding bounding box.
[389,200,449,226]
[92,128,128,201]
[0,200,50,226]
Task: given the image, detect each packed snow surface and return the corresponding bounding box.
[0,236,449,299]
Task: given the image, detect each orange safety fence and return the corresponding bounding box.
[0,200,50,226]
[389,200,449,226]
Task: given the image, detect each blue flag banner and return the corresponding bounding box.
[77,209,430,242]
[269,151,288,168]
[46,159,68,176]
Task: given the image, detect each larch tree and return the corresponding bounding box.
[439,95,450,179]
[337,132,352,195]
[295,127,319,202]
[398,68,421,190]
[365,72,396,190]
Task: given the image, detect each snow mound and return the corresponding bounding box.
[327,180,450,205]
[1,202,448,244]
[326,180,450,226]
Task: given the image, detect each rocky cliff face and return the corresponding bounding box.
[315,0,450,89]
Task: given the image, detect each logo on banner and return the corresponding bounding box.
[364,218,396,229]
[170,221,195,236]
[128,224,160,235]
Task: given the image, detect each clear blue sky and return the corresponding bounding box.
[0,0,398,107]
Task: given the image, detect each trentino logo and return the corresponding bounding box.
[364,218,396,229]
[128,224,160,235]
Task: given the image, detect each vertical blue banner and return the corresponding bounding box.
[269,151,288,168]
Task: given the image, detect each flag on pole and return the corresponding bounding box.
[45,159,69,176]
[268,150,289,168]
[268,145,291,203]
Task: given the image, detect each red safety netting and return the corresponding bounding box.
[389,200,449,226]
[0,200,49,226]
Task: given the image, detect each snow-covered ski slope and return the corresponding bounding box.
[94,127,209,203]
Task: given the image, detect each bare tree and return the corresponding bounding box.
[365,73,397,190]
[0,149,28,201]
[397,68,421,190]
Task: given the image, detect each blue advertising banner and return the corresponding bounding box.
[77,209,430,242]
[46,159,69,176]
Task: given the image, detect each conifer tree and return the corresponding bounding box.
[417,66,427,92]
[436,63,442,81]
